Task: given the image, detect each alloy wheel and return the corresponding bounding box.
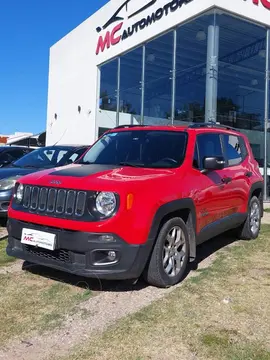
[163,226,186,277]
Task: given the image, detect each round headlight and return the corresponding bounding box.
[96,192,116,217]
[16,183,24,203]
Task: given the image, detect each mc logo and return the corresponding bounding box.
[96,22,123,55]
[252,0,270,9]
[24,236,34,242]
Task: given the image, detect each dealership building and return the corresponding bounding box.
[46,0,270,170]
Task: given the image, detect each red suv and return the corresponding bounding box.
[6,124,263,288]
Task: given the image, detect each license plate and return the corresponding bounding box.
[21,228,56,251]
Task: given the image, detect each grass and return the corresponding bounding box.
[0,239,16,266]
[58,225,270,360]
[264,208,270,213]
[0,268,93,345]
[0,221,95,345]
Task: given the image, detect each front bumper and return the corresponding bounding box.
[0,189,12,217]
[6,218,152,280]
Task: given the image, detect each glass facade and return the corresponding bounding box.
[97,9,270,198]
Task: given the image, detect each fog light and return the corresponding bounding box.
[99,235,115,242]
[108,251,116,261]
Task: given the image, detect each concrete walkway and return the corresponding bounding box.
[0,227,7,240]
[262,211,270,225]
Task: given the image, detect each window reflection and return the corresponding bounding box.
[97,11,269,180]
[120,47,142,116]
[99,60,118,112]
[144,32,173,123]
[175,13,213,124]
[217,14,266,131]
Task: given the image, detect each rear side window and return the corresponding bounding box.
[223,135,243,166]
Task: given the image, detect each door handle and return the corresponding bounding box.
[222,177,232,184]
[245,171,253,178]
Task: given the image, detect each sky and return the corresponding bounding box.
[0,0,109,135]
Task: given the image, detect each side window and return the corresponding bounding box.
[0,152,12,162]
[9,149,25,159]
[223,135,242,166]
[196,133,223,169]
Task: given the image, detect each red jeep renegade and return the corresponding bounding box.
[6,124,264,288]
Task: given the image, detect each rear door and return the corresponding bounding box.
[221,133,250,213]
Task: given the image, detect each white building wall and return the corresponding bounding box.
[46,0,270,146]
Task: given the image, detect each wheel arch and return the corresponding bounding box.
[147,199,197,262]
[249,181,264,217]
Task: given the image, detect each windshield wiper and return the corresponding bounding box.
[118,162,145,168]
[22,165,41,169]
[80,161,94,165]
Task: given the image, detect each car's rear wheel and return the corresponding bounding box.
[143,217,190,288]
[237,196,261,240]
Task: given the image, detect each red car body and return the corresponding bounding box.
[6,124,264,286]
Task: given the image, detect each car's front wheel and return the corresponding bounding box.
[143,217,190,288]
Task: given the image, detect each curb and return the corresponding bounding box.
[0,231,8,241]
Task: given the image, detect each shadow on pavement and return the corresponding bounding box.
[0,218,7,228]
[22,230,237,292]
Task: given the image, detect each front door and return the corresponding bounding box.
[192,133,231,234]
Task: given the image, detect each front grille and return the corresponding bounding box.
[22,185,87,218]
[24,245,71,263]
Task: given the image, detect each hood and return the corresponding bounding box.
[19,164,176,190]
[0,167,36,181]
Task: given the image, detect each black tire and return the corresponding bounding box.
[237,196,261,240]
[143,217,190,288]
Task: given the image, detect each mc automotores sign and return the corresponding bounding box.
[95,0,194,55]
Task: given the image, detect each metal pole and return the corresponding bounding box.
[171,29,177,125]
[116,57,121,127]
[264,29,270,201]
[140,45,146,125]
[205,24,219,123]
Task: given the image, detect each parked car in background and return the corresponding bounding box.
[0,146,34,168]
[0,144,89,217]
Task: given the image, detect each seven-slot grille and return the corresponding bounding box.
[22,185,87,217]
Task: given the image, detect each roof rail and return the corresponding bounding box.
[188,122,239,131]
[113,124,147,129]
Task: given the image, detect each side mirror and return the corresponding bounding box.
[203,156,225,171]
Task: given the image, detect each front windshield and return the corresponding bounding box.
[80,130,188,168]
[13,147,82,169]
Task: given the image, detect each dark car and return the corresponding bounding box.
[0,144,89,216]
[0,146,34,168]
